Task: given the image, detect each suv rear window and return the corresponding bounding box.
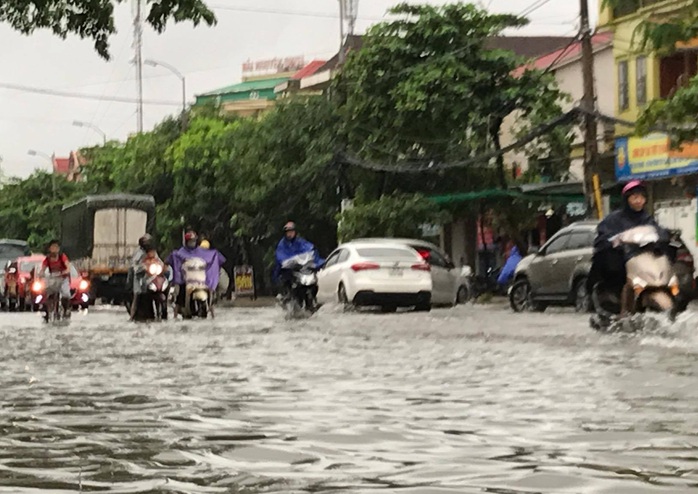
[0,244,30,262]
[357,248,417,260]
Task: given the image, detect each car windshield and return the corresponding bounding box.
[356,247,417,260]
[0,244,29,264]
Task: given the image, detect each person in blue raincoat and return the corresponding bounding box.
[497,241,524,288]
[273,222,324,293]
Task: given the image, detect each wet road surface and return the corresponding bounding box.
[1,304,698,493]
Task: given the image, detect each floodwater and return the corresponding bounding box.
[1,304,698,493]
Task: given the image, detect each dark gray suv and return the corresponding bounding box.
[509,222,597,312]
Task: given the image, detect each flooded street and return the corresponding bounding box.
[2,305,698,493]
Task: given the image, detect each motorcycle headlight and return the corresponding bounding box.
[148,264,163,276]
[79,280,89,291]
[32,280,44,293]
[299,273,317,286]
[669,275,680,296]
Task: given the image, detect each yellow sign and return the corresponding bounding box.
[234,266,255,296]
[615,133,698,180]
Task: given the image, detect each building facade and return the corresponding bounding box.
[600,0,698,266]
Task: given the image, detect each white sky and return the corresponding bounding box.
[0,0,598,178]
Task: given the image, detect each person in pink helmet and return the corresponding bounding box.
[587,180,669,316]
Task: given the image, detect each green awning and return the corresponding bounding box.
[430,189,586,205]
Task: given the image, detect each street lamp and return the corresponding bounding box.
[145,59,187,125]
[28,150,56,198]
[73,121,107,144]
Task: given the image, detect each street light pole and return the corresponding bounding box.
[28,149,56,199]
[145,59,187,128]
[73,120,107,145]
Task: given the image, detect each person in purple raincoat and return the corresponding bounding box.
[166,230,226,318]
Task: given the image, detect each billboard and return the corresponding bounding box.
[234,265,255,297]
[615,133,698,181]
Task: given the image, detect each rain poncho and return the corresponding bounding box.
[497,246,522,287]
[167,246,226,291]
[273,237,324,283]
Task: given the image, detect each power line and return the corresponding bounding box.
[519,0,554,18]
[210,4,385,21]
[0,82,181,106]
[338,108,582,173]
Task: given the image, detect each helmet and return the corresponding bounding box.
[283,221,297,233]
[138,234,153,250]
[622,180,646,197]
[200,239,211,249]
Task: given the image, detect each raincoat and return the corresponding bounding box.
[497,246,522,287]
[167,246,226,291]
[273,237,324,283]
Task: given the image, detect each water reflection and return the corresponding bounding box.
[0,305,697,492]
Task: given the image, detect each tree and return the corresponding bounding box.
[336,2,566,190]
[0,0,216,58]
[604,0,698,142]
[337,193,448,242]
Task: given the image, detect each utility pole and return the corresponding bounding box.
[580,0,601,218]
[133,0,144,133]
[338,0,346,64]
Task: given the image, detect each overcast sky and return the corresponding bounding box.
[0,0,598,178]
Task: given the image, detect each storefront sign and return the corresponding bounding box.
[615,133,698,181]
[242,56,305,76]
[234,265,255,296]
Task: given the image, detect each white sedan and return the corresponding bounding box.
[317,242,432,312]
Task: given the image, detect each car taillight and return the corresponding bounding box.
[351,262,380,272]
[417,250,430,261]
[411,263,431,271]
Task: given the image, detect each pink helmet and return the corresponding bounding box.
[622,179,646,197]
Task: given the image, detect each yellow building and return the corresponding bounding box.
[599,0,695,133]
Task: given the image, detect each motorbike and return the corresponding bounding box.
[590,225,682,331]
[180,257,211,319]
[127,257,170,322]
[470,266,506,300]
[278,251,319,317]
[32,273,67,323]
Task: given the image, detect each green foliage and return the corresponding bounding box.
[336,2,566,189]
[0,172,87,249]
[0,0,216,58]
[337,193,449,242]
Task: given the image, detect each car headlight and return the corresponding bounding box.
[79,280,89,291]
[148,264,163,276]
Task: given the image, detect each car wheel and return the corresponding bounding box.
[574,277,592,313]
[456,285,470,304]
[509,279,545,313]
[338,284,352,311]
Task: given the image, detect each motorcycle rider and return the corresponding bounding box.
[166,229,226,318]
[273,222,324,297]
[587,180,669,317]
[127,234,159,320]
[40,239,72,319]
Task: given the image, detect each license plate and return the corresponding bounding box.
[389,268,403,277]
